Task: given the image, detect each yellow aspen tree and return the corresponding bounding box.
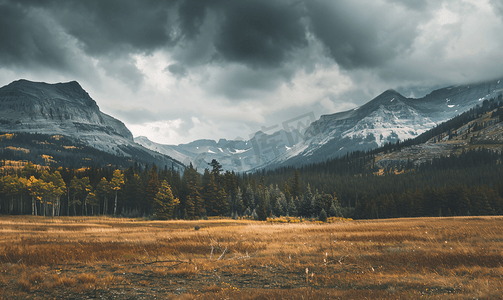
[111,170,124,215]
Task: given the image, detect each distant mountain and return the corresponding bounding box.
[260,78,503,170]
[135,129,300,172]
[137,78,503,173]
[0,79,184,169]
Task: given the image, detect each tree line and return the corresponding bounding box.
[2,147,502,220]
[0,160,343,220]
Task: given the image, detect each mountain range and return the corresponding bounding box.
[136,78,503,172]
[1,78,502,172]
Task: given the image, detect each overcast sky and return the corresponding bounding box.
[1,0,503,145]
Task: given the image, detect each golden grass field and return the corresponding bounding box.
[1,216,502,299]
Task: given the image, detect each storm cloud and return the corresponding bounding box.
[1,0,502,144]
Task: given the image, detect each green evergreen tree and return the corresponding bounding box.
[287,197,297,216]
[145,166,160,214]
[234,187,244,215]
[290,169,302,199]
[154,180,180,220]
[301,184,314,217]
[255,194,268,221]
[182,164,204,218]
[319,208,327,222]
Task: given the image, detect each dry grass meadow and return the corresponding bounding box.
[1,215,502,299]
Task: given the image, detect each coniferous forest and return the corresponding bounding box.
[1,97,502,220]
[1,147,502,220]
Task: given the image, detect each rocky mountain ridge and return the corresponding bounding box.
[0,79,184,169]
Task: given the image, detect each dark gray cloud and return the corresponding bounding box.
[385,0,432,11]
[490,0,503,19]
[166,63,188,79]
[0,2,73,70]
[176,0,211,39]
[209,66,296,100]
[305,1,421,69]
[43,0,176,55]
[213,0,307,69]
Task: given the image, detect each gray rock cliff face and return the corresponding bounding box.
[0,79,132,138]
[0,79,134,154]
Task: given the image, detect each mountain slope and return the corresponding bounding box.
[0,79,184,169]
[374,98,503,168]
[261,78,503,170]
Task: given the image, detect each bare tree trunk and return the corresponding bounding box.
[57,196,61,216]
[32,196,35,215]
[67,189,70,216]
[84,195,88,216]
[72,196,76,216]
[114,191,118,215]
[9,197,14,215]
[103,197,107,215]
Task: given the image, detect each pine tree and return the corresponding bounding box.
[154,180,180,220]
[234,187,244,215]
[290,169,302,199]
[244,183,255,208]
[146,166,160,214]
[255,194,268,221]
[287,197,297,216]
[283,182,292,203]
[319,208,327,222]
[182,164,204,218]
[301,184,314,217]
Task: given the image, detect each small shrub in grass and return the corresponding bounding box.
[60,276,76,287]
[104,275,115,285]
[46,275,76,288]
[76,273,97,284]
[195,225,200,231]
[201,284,222,293]
[29,272,44,284]
[17,277,31,291]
